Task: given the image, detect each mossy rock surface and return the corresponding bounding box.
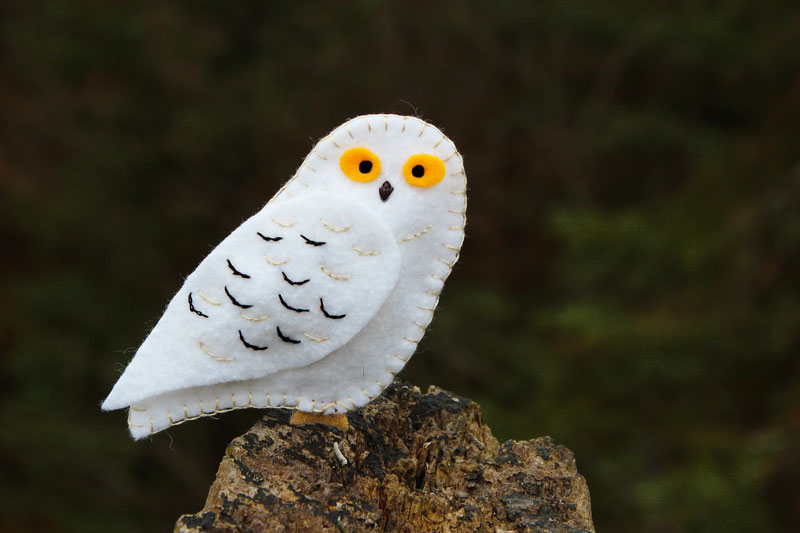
[175,382,594,532]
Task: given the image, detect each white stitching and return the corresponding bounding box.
[240,312,271,321]
[398,224,433,243]
[352,246,380,256]
[198,340,235,362]
[320,264,352,281]
[320,219,352,232]
[272,218,297,228]
[265,255,291,266]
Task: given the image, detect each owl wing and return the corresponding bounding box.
[102,191,401,410]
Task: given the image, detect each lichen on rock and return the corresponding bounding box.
[175,382,595,532]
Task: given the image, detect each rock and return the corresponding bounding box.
[175,382,595,532]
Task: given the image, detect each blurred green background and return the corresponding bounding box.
[2,1,799,531]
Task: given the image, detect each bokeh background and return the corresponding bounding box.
[2,1,799,531]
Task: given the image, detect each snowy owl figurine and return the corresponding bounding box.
[102,114,467,439]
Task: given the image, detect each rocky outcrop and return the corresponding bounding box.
[175,382,594,532]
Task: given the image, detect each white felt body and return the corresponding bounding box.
[103,114,467,439]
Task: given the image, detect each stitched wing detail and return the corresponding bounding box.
[102,192,400,409]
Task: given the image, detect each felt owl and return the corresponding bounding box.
[102,114,467,439]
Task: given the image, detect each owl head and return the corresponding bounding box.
[275,114,467,240]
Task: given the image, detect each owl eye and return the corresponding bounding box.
[403,154,446,188]
[340,147,381,182]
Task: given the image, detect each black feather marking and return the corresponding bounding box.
[257,232,282,242]
[320,298,346,319]
[188,292,209,318]
[276,326,301,344]
[279,293,308,313]
[239,330,268,351]
[300,234,326,246]
[225,286,252,309]
[282,271,310,286]
[227,259,251,279]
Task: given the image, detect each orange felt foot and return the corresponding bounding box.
[289,410,349,431]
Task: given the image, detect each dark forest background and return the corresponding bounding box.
[2,1,799,531]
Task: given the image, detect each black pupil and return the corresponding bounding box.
[359,160,373,174]
[411,164,425,178]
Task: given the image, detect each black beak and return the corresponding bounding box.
[379,181,394,202]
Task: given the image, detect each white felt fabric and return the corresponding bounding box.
[103,192,400,409]
[103,114,467,439]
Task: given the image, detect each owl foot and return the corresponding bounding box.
[290,410,349,431]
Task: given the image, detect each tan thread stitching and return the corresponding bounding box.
[401,117,406,132]
[130,406,146,412]
[403,337,420,344]
[149,419,154,434]
[266,255,291,266]
[432,274,446,281]
[345,125,354,139]
[332,139,341,148]
[448,226,464,231]
[443,150,458,162]
[285,189,294,198]
[303,332,329,342]
[352,246,380,256]
[413,321,427,330]
[320,219,352,232]
[127,410,144,428]
[443,243,460,251]
[314,151,328,160]
[451,190,467,195]
[398,224,433,243]
[197,291,221,305]
[384,116,388,131]
[167,411,174,424]
[266,394,271,407]
[320,264,352,281]
[439,257,455,268]
[448,209,466,215]
[418,123,428,137]
[450,169,466,176]
[433,135,445,149]
[240,312,271,321]
[301,164,316,174]
[393,353,409,362]
[366,118,372,132]
[199,340,235,362]
[348,397,357,408]
[296,175,310,187]
[419,306,435,312]
[272,218,297,228]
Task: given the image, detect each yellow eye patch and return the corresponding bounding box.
[340,147,381,182]
[403,154,445,188]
